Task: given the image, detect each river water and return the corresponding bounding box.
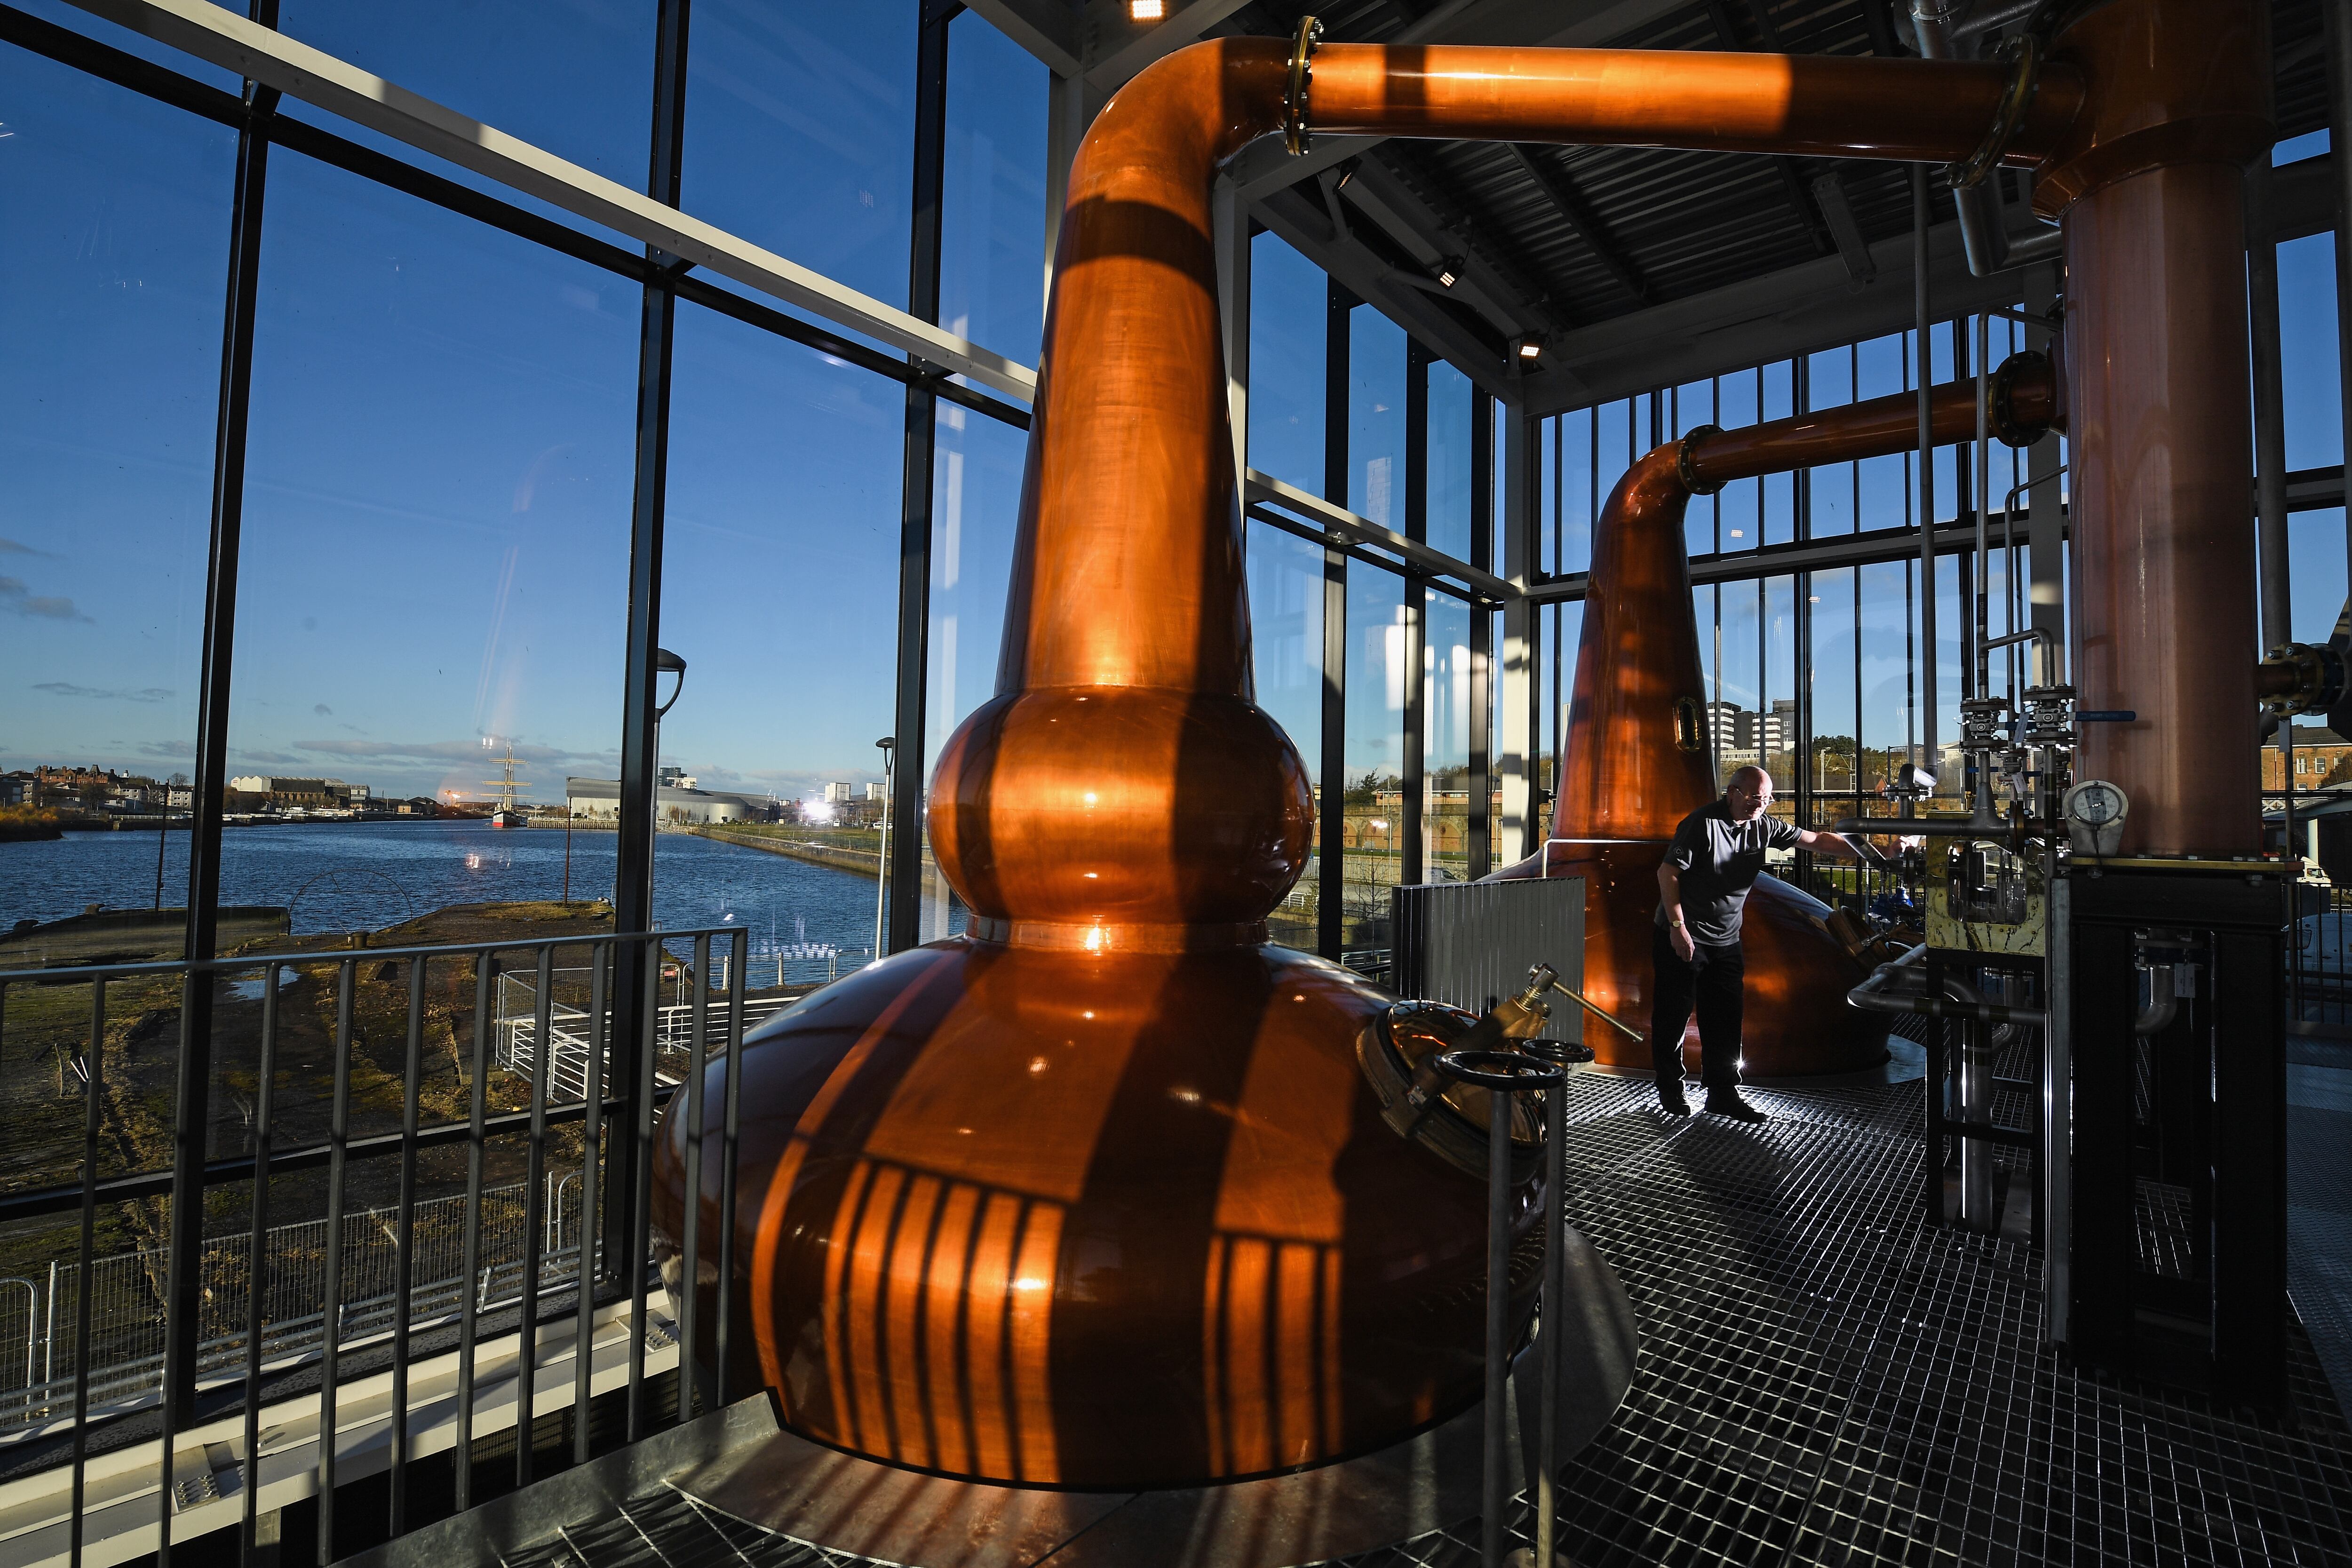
[0,821,887,956]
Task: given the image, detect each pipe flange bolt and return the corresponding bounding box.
[2258,642,2347,716]
[1677,424,1724,495]
[1285,16,1323,156]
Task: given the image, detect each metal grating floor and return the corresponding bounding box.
[538,1072,2352,1568]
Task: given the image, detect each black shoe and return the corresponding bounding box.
[1656,1080,1692,1116]
[1706,1090,1768,1123]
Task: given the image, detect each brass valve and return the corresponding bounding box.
[1488,963,1562,1039]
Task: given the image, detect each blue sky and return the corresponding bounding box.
[3,4,1044,805]
[2,8,2345,806]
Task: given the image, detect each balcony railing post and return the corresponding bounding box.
[70,977,103,1568]
[453,950,496,1513]
[515,945,556,1487]
[389,954,425,1536]
[316,958,356,1567]
[716,927,746,1405]
[676,934,710,1423]
[573,941,609,1465]
[241,961,280,1568]
[628,938,660,1441]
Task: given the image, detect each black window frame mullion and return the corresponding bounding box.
[1319,280,1352,959]
[886,0,955,954]
[605,0,693,1308]
[163,0,280,1462]
[1468,389,1495,880]
[1402,340,1429,887]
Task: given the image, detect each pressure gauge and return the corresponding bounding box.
[2063,780,2129,855]
[2066,780,2126,827]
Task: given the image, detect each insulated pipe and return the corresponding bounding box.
[2134,961,2179,1036]
[1848,945,2045,1029]
[1910,0,2064,277]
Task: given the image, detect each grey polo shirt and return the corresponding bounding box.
[1656,801,1802,947]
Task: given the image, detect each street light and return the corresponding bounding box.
[648,648,686,905]
[874,737,895,965]
[654,647,687,718]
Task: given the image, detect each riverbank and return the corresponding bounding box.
[689,825,975,911]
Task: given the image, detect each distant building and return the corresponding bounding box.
[823,781,854,804]
[1705,701,1754,751]
[657,764,698,790]
[1,772,32,807]
[866,781,885,801]
[226,776,365,810]
[2265,725,2352,790]
[566,777,771,825]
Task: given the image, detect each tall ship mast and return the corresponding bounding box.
[481,740,531,828]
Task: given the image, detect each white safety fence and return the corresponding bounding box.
[0,1177,600,1443]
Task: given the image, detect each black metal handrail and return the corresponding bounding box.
[0,923,760,1568]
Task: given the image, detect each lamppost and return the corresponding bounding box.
[873,737,895,965]
[649,648,686,913]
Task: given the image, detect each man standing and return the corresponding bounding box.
[1653,765,1868,1121]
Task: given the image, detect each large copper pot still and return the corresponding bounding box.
[1488,369,2061,1076]
[655,0,2267,1489]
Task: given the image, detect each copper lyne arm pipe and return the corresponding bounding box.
[936,35,2068,943]
[1310,45,2082,162]
[1686,353,2059,490]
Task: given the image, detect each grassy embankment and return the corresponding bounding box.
[0,806,64,843]
[0,901,621,1299]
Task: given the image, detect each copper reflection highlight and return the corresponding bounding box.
[1489,369,2048,1075]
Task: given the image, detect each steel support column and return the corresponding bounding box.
[887,0,954,954]
[163,0,278,1455]
[1216,172,1249,501]
[1319,280,1353,956]
[2329,0,2352,617]
[1402,341,1430,887]
[606,0,691,1287]
[2023,263,2066,650]
[1469,389,1495,880]
[2248,163,2291,653]
[1500,399,1539,863]
[1913,165,1940,787]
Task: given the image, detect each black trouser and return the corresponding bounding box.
[1650,923,1745,1092]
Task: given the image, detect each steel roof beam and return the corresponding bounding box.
[1338,153,1557,339]
[1253,183,1525,402]
[960,0,1082,74]
[1503,143,1653,306]
[1084,0,1255,95]
[1700,0,1834,257]
[67,0,1041,401]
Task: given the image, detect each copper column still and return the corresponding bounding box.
[654,1,2257,1489]
[1488,367,2059,1077]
